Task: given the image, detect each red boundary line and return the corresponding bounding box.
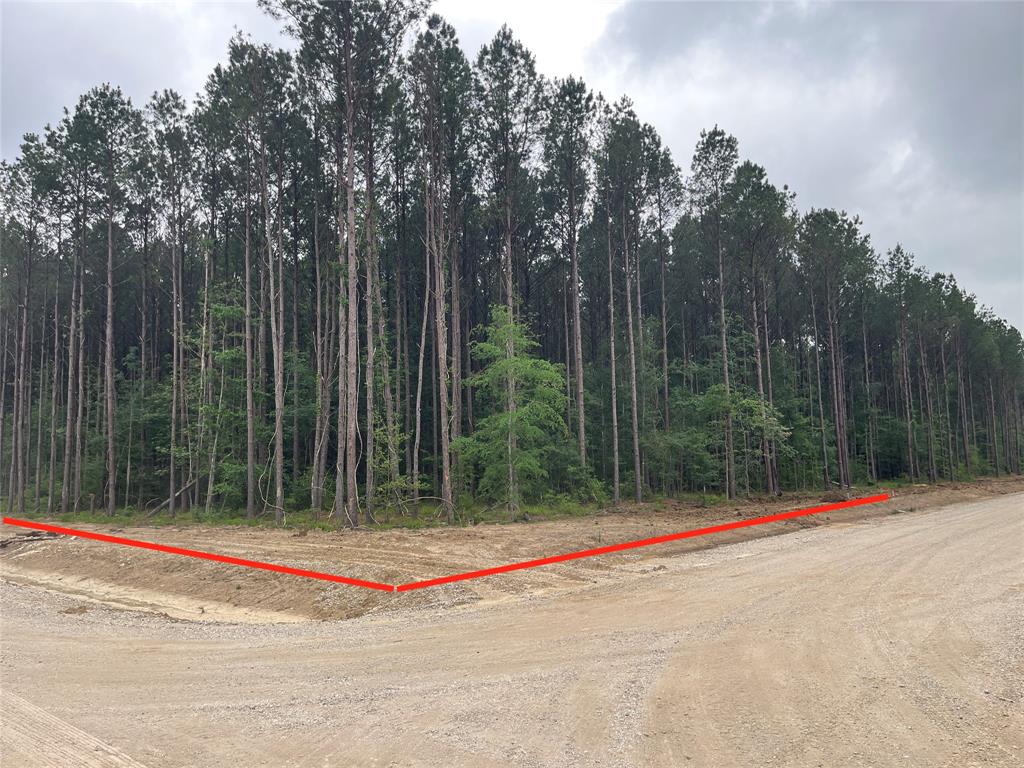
[2,493,889,594]
[0,517,395,592]
[395,493,890,591]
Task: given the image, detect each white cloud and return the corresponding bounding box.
[435,0,623,73]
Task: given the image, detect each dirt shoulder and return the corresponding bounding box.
[2,477,1022,623]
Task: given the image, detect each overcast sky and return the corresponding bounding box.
[2,0,1021,328]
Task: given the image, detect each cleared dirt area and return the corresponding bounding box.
[2,479,1022,623]
[1,480,1022,766]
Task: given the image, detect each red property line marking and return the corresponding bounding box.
[395,493,891,591]
[0,517,394,592]
[2,493,889,594]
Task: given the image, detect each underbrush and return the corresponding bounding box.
[6,475,1019,533]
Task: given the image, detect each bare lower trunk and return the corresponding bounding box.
[365,162,377,522]
[899,318,916,479]
[989,378,1001,474]
[606,201,620,504]
[939,340,954,480]
[33,325,45,510]
[956,338,970,472]
[73,285,85,512]
[343,20,359,528]
[659,234,669,433]
[244,171,256,519]
[825,288,849,488]
[761,283,778,493]
[11,279,28,515]
[751,280,773,495]
[47,271,61,514]
[810,294,830,489]
[61,253,80,514]
[717,240,734,498]
[170,209,180,517]
[334,145,349,523]
[450,217,463,483]
[262,151,286,525]
[311,201,327,514]
[0,317,8,504]
[919,334,937,482]
[10,238,31,515]
[621,209,642,503]
[412,239,431,511]
[105,204,116,515]
[429,188,453,522]
[569,187,587,464]
[861,317,876,482]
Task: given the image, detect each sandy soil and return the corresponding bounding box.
[1,480,1022,766]
[2,479,1021,623]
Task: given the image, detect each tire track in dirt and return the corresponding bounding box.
[0,692,149,767]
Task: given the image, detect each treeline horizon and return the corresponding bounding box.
[2,1,1022,525]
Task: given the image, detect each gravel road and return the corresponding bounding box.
[1,492,1021,767]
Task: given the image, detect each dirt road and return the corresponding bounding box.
[2,491,1022,767]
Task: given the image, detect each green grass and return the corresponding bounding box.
[3,473,1011,534]
[5,494,607,532]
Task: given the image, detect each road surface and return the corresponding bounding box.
[1,493,1021,767]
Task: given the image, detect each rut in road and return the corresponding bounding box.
[0,692,149,768]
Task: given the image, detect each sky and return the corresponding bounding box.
[2,0,1021,328]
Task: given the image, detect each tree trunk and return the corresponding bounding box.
[989,377,1001,475]
[810,291,831,489]
[750,275,773,495]
[10,236,31,515]
[825,286,849,488]
[244,159,256,519]
[412,218,431,512]
[429,184,453,521]
[61,247,80,514]
[105,197,117,515]
[956,336,970,472]
[334,136,349,524]
[621,206,642,503]
[0,316,8,504]
[717,235,735,498]
[34,320,46,511]
[569,180,587,463]
[606,197,620,504]
[261,147,286,525]
[918,333,937,482]
[73,283,85,512]
[47,266,61,514]
[450,207,463,482]
[761,276,779,493]
[169,201,180,518]
[939,338,954,480]
[861,316,876,482]
[343,16,359,528]
[899,315,916,480]
[291,173,301,484]
[659,223,669,432]
[364,151,377,522]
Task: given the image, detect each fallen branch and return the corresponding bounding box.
[146,479,199,517]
